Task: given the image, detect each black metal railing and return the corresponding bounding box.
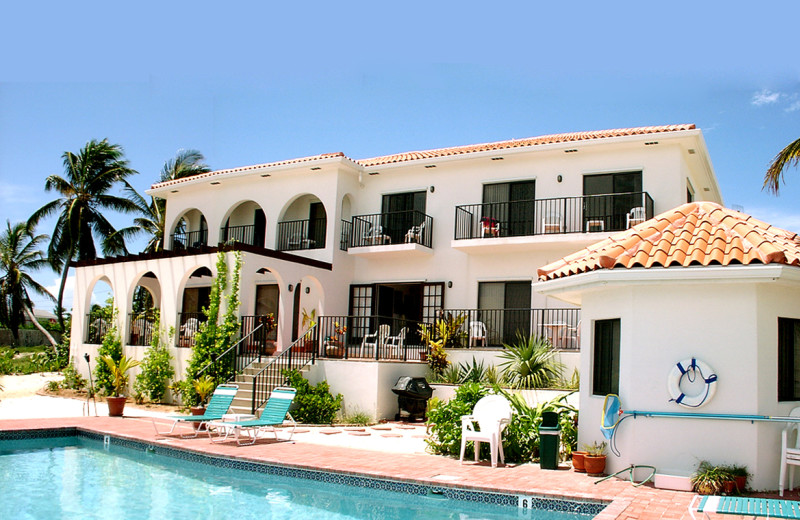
[250,326,318,413]
[454,192,654,240]
[170,229,208,250]
[219,224,258,246]
[316,315,428,361]
[339,219,351,251]
[349,210,433,248]
[240,314,277,350]
[86,313,112,344]
[443,308,581,349]
[276,218,326,251]
[195,319,268,382]
[128,312,157,346]
[177,312,207,348]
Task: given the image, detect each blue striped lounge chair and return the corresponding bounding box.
[208,387,297,445]
[152,384,238,438]
[689,495,800,520]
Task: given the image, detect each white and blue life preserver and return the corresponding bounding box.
[667,357,717,408]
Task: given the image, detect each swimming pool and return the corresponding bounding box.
[0,430,605,519]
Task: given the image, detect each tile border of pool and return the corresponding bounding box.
[1,427,608,517]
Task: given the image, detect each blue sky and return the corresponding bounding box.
[1,1,799,311]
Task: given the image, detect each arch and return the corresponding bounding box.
[220,200,267,248]
[175,264,216,348]
[167,208,208,250]
[127,271,162,346]
[84,275,114,345]
[244,264,288,349]
[276,194,327,251]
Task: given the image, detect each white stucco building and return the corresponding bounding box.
[70,124,722,418]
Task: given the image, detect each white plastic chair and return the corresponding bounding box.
[360,324,390,357]
[405,221,426,243]
[385,327,407,358]
[468,321,487,347]
[460,394,513,467]
[181,318,199,338]
[779,406,800,496]
[542,212,563,234]
[627,206,646,228]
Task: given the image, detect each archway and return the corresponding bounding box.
[277,194,327,251]
[128,271,161,346]
[169,208,208,250]
[177,266,213,348]
[85,277,114,344]
[220,201,266,248]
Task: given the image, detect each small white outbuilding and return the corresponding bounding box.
[535,201,800,491]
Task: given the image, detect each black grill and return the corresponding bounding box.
[391,377,433,422]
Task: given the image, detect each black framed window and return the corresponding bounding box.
[593,318,620,396]
[779,317,800,401]
[583,171,642,232]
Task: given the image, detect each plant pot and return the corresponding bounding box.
[584,455,606,476]
[325,343,344,358]
[419,352,428,362]
[734,475,747,493]
[572,451,588,473]
[723,480,736,494]
[190,406,207,431]
[107,396,127,417]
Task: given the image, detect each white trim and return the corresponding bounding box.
[481,175,537,185]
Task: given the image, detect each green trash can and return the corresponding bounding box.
[539,411,560,470]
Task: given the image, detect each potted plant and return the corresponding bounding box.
[191,375,216,415]
[727,465,749,493]
[691,461,733,495]
[325,321,347,357]
[572,449,588,473]
[582,441,607,476]
[297,308,317,353]
[100,355,141,417]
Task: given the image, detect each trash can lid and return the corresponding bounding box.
[541,411,559,428]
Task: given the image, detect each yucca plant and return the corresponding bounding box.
[499,333,565,389]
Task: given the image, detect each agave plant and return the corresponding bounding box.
[498,333,565,389]
[458,357,488,384]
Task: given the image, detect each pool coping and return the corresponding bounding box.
[1,426,608,517]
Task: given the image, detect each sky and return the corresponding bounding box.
[1,1,799,313]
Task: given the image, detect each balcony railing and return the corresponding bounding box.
[219,224,260,246]
[454,192,653,240]
[85,313,112,344]
[276,218,326,251]
[177,312,207,348]
[444,308,581,349]
[315,315,428,361]
[340,219,351,251]
[348,210,433,249]
[170,229,208,250]
[128,312,157,346]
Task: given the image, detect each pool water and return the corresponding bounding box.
[0,436,596,520]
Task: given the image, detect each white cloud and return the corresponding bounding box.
[787,100,800,113]
[745,207,800,234]
[752,89,781,106]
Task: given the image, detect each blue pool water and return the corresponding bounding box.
[0,434,602,520]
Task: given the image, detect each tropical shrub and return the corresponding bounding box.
[100,355,140,397]
[61,363,87,390]
[281,369,343,424]
[0,350,14,374]
[133,314,175,403]
[419,312,467,375]
[425,382,488,457]
[498,333,564,389]
[94,314,123,395]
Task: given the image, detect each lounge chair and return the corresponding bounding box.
[689,495,800,520]
[208,387,297,445]
[152,384,238,438]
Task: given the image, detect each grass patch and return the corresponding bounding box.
[0,345,59,375]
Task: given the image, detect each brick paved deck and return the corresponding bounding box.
[1,416,796,519]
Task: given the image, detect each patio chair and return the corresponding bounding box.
[288,233,315,250]
[689,495,800,520]
[542,212,563,234]
[460,394,513,467]
[404,221,426,243]
[152,384,238,438]
[780,406,800,496]
[468,321,487,347]
[385,327,407,358]
[627,206,646,228]
[360,324,390,357]
[363,224,389,245]
[209,387,297,445]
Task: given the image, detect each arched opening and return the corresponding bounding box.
[220,201,266,248]
[128,271,161,346]
[276,195,326,251]
[169,209,208,250]
[241,267,282,355]
[339,194,353,250]
[85,277,114,344]
[177,266,213,348]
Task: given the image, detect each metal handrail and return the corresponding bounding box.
[195,321,264,379]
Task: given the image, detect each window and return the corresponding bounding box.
[482,180,536,237]
[583,171,642,231]
[478,281,532,345]
[778,318,800,401]
[381,191,426,244]
[593,319,620,396]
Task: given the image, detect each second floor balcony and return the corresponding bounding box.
[454,192,654,244]
[170,229,208,250]
[345,210,433,256]
[276,218,326,252]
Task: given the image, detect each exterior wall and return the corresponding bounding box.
[445,348,580,380]
[575,280,791,491]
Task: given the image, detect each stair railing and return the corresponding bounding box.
[250,325,318,414]
[195,321,265,381]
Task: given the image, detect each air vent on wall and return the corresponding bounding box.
[564,149,578,154]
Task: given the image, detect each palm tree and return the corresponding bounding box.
[112,149,210,254]
[0,221,58,350]
[28,139,139,331]
[763,137,800,194]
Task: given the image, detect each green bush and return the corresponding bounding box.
[94,318,123,396]
[61,363,87,390]
[498,333,565,389]
[0,350,14,374]
[281,369,343,424]
[425,382,488,457]
[133,316,175,403]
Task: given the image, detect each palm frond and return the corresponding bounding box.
[763,137,800,194]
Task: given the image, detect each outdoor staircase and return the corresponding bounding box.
[226,355,310,415]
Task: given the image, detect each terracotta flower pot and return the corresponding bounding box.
[107,396,127,417]
[584,455,606,476]
[734,475,747,493]
[723,480,736,494]
[191,406,207,431]
[572,451,588,473]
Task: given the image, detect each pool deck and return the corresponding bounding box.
[1,416,795,519]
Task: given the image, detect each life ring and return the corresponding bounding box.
[667,358,718,408]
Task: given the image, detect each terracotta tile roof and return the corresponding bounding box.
[356,124,696,167]
[151,152,347,189]
[537,202,800,281]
